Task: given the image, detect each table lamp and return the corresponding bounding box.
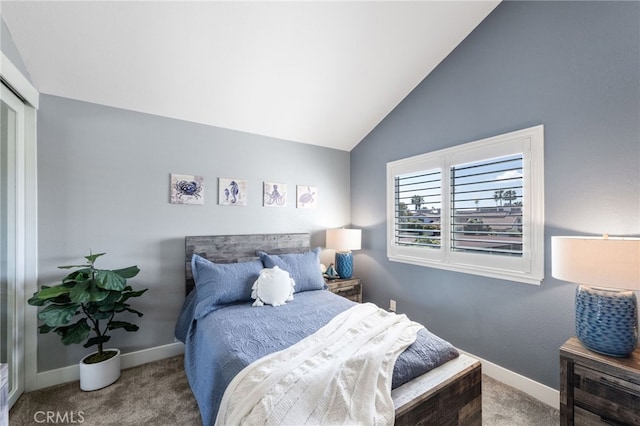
[552,234,640,357]
[326,228,361,279]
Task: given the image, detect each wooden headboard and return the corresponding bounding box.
[185,233,310,295]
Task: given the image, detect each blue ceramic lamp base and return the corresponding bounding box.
[575,285,638,357]
[335,251,353,279]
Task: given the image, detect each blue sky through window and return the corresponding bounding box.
[396,154,523,212]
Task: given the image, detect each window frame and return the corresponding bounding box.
[386,125,544,285]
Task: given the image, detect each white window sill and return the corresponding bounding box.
[388,254,543,286]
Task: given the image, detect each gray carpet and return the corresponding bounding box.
[482,375,559,426]
[10,355,559,425]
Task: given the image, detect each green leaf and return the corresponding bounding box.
[98,301,115,312]
[120,288,148,302]
[92,311,112,321]
[95,270,127,291]
[85,252,106,263]
[83,335,110,349]
[50,294,72,304]
[102,290,122,304]
[38,304,79,327]
[58,264,90,270]
[69,280,91,303]
[113,302,127,312]
[113,266,140,279]
[30,291,72,306]
[38,324,55,334]
[125,307,144,317]
[108,321,139,332]
[84,303,99,315]
[56,319,91,345]
[28,294,46,306]
[34,285,72,301]
[69,280,109,303]
[61,268,91,282]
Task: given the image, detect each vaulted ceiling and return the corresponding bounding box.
[1,1,500,151]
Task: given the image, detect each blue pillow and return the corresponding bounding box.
[258,248,326,293]
[191,254,264,319]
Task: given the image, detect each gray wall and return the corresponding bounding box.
[37,95,351,370]
[351,1,640,389]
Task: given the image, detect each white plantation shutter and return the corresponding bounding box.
[387,125,544,285]
[450,154,523,256]
[394,169,441,249]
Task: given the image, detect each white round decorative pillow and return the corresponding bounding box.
[251,266,295,307]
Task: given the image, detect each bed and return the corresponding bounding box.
[176,233,481,425]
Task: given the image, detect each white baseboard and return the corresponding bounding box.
[460,349,559,410]
[34,342,185,390]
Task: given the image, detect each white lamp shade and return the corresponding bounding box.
[551,236,640,290]
[326,229,361,251]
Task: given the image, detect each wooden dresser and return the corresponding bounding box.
[326,277,362,303]
[560,337,640,425]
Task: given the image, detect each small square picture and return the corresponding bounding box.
[170,174,204,205]
[263,182,287,207]
[219,178,247,206]
[296,185,317,209]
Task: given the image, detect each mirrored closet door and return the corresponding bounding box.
[1,82,26,409]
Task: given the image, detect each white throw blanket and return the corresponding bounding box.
[215,303,423,426]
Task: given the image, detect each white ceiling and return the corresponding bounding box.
[1,1,500,151]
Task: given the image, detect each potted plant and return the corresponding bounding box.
[28,252,147,391]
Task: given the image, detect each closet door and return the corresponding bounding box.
[1,83,26,409]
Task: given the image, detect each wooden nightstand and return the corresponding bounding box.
[560,337,640,425]
[326,278,362,303]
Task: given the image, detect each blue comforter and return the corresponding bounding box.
[175,290,458,425]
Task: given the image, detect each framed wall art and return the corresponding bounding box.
[219,178,247,206]
[296,185,316,209]
[170,174,204,205]
[263,181,287,207]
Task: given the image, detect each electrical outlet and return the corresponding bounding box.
[389,299,396,312]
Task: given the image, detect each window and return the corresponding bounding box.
[387,125,544,285]
[450,154,523,256]
[394,168,442,250]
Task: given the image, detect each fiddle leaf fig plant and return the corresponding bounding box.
[28,252,147,363]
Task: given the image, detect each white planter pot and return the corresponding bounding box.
[79,348,121,391]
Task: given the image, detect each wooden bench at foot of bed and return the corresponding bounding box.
[393,353,482,426]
